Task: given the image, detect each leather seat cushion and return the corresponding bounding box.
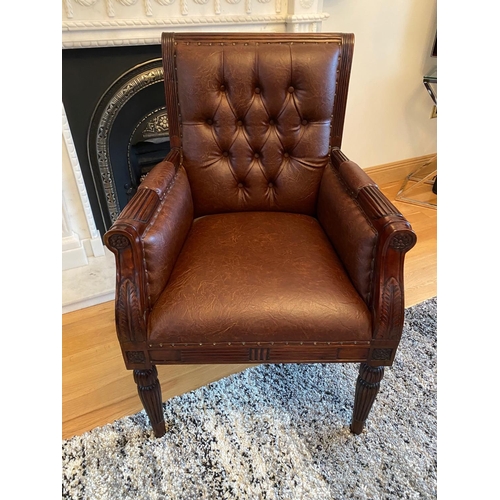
[148,212,372,344]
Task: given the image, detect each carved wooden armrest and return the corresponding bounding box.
[103,148,193,343]
[330,148,417,342]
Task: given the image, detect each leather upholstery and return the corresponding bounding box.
[174,40,340,218]
[149,212,372,344]
[141,165,193,306]
[316,162,377,305]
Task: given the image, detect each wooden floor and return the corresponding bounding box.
[62,175,437,440]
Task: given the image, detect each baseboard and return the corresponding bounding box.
[63,291,115,314]
[365,154,437,185]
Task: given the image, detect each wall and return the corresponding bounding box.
[322,0,437,168]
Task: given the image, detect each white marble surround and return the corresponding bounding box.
[62,0,328,312]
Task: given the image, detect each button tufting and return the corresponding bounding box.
[283,152,290,158]
[237,120,243,126]
[255,87,261,94]
[206,119,213,125]
[222,151,229,157]
[220,84,226,91]
[269,119,275,125]
[268,182,274,188]
[254,153,260,159]
[302,119,308,125]
[288,86,295,93]
[237,182,244,188]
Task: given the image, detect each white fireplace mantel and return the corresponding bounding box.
[62,0,328,49]
[61,0,328,311]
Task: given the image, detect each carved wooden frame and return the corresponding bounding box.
[104,32,417,437]
[106,32,416,370]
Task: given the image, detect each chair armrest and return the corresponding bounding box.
[317,148,416,341]
[103,148,194,342]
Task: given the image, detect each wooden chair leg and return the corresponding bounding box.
[351,363,385,434]
[133,366,166,438]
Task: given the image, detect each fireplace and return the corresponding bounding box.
[62,0,329,269]
[63,46,169,232]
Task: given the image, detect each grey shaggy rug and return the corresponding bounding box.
[62,297,437,500]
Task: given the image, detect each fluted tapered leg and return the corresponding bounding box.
[351,363,385,434]
[133,366,166,438]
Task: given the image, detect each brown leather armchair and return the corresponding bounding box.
[104,32,416,438]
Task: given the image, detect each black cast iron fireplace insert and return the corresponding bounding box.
[62,45,170,235]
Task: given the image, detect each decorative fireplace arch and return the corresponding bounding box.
[88,58,168,228]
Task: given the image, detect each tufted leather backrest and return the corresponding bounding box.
[162,33,354,218]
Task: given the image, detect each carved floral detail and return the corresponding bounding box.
[126,351,146,363]
[142,113,169,138]
[108,234,130,249]
[390,232,415,251]
[372,348,393,360]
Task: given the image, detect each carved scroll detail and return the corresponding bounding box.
[378,277,403,339]
[117,279,146,341]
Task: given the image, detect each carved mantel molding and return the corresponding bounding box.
[62,0,329,48]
